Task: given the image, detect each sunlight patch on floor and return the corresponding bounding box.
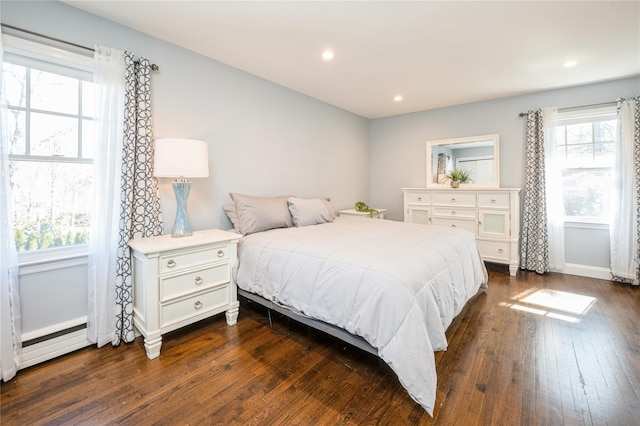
[499,288,597,323]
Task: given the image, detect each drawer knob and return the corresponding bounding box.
[491,199,496,204]
[166,259,176,268]
[498,248,504,253]
[194,301,203,310]
[195,276,203,285]
[417,197,422,201]
[451,224,456,228]
[451,198,456,203]
[451,210,456,215]
[217,250,225,258]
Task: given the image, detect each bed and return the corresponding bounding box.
[225,194,488,415]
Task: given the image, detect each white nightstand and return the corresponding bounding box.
[128,229,241,359]
[338,208,386,219]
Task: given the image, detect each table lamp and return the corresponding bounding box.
[153,138,209,237]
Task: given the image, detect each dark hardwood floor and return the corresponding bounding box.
[2,268,639,425]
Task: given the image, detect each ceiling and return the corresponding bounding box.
[63,1,640,119]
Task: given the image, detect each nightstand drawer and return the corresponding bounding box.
[478,192,510,209]
[432,218,478,234]
[433,207,477,220]
[160,285,230,328]
[160,264,230,302]
[432,192,476,207]
[477,240,510,261]
[159,246,229,274]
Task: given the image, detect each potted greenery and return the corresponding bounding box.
[444,169,473,188]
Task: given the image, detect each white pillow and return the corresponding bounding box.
[287,197,334,227]
[229,193,293,235]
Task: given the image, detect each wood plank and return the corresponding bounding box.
[2,270,639,425]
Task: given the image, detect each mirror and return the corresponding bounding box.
[426,134,500,188]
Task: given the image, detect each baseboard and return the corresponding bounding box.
[20,328,92,370]
[558,263,612,280]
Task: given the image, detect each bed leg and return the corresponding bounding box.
[267,309,289,335]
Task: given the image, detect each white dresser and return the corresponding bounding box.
[128,229,241,359]
[402,188,521,275]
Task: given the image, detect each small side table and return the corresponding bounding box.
[128,229,240,359]
[338,208,386,220]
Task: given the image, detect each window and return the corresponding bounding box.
[550,107,617,222]
[2,36,95,253]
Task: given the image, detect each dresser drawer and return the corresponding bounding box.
[432,218,478,234]
[406,192,431,204]
[432,192,476,207]
[160,263,230,302]
[160,284,230,328]
[478,192,510,209]
[433,207,477,220]
[477,240,510,261]
[159,246,229,274]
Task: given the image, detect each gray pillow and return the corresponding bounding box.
[229,193,293,235]
[287,197,335,227]
[222,204,240,232]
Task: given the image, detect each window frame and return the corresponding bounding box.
[3,35,95,263]
[550,106,618,225]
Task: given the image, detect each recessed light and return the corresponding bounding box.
[393,95,403,102]
[563,60,578,68]
[322,50,334,61]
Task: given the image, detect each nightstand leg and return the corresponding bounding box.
[144,334,162,359]
[225,302,240,325]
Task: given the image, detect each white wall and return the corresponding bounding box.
[369,76,640,271]
[3,1,369,342]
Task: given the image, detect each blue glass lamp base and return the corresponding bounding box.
[171,180,192,238]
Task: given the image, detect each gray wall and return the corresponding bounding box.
[4,0,369,336]
[369,76,639,269]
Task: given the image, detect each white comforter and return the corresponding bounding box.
[233,218,488,414]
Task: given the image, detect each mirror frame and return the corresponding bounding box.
[425,134,500,188]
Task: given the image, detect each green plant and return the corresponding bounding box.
[444,169,473,184]
[354,201,378,217]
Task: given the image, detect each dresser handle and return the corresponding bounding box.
[194,301,203,310]
[491,199,496,204]
[417,197,422,202]
[166,259,176,268]
[451,224,456,228]
[451,210,456,215]
[195,277,203,285]
[498,248,504,253]
[451,198,456,203]
[217,250,225,258]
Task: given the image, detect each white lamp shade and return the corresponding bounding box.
[153,138,209,178]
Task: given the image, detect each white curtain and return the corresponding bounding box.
[87,46,126,347]
[0,3,22,381]
[611,97,639,285]
[543,107,565,271]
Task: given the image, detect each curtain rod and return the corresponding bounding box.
[518,99,622,117]
[1,23,159,71]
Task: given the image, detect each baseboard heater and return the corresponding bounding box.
[20,319,92,370]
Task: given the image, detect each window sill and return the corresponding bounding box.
[564,220,609,230]
[17,245,89,275]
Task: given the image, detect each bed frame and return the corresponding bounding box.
[238,288,378,356]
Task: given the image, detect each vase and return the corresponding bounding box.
[451,181,460,188]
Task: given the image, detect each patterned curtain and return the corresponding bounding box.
[520,110,549,274]
[113,54,163,344]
